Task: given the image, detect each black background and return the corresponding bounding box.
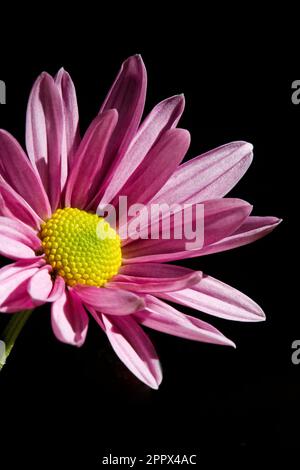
[0,26,296,465]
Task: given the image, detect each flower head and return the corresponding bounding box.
[0,55,281,388]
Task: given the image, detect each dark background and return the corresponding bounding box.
[0,28,296,464]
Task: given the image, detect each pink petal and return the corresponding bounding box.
[0,216,41,259]
[122,198,252,263]
[0,176,43,229]
[95,312,162,389]
[0,130,51,219]
[26,72,63,210]
[27,266,65,303]
[96,94,185,209]
[0,260,43,313]
[196,216,282,257]
[64,110,118,209]
[74,285,145,315]
[135,295,235,347]
[51,288,88,347]
[0,258,45,281]
[27,265,53,302]
[152,141,253,204]
[47,275,66,302]
[111,128,190,208]
[109,263,201,293]
[55,68,80,181]
[159,274,266,322]
[99,55,147,171]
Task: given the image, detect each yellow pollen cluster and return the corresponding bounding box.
[39,208,122,287]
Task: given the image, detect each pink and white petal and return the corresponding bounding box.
[51,288,88,347]
[135,295,235,347]
[0,130,51,219]
[0,259,45,282]
[47,275,66,302]
[0,261,42,312]
[152,141,253,205]
[27,265,52,302]
[0,234,35,260]
[96,94,185,209]
[0,176,43,229]
[111,129,190,208]
[26,72,63,210]
[96,312,162,389]
[55,68,80,179]
[122,199,252,263]
[27,266,65,303]
[74,285,145,315]
[64,110,118,209]
[159,274,265,322]
[109,264,201,293]
[0,216,41,249]
[99,55,147,171]
[0,291,36,314]
[196,216,282,257]
[0,216,41,259]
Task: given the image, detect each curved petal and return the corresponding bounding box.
[196,216,282,257]
[111,128,190,208]
[159,274,266,322]
[96,94,185,209]
[0,260,43,312]
[98,55,147,180]
[109,264,201,293]
[64,110,118,209]
[74,285,145,315]
[47,275,66,302]
[122,199,252,263]
[55,68,80,179]
[0,258,45,281]
[135,295,235,347]
[27,265,53,302]
[0,130,51,219]
[26,72,63,210]
[0,216,41,259]
[0,176,43,229]
[51,287,88,347]
[96,312,162,389]
[27,266,65,303]
[152,141,253,204]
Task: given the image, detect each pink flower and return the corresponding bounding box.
[0,55,280,388]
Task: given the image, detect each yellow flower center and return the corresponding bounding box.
[39,208,122,287]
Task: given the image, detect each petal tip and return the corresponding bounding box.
[39,71,53,82]
[126,54,144,66]
[240,141,254,152]
[148,371,162,390]
[175,93,185,103]
[150,382,160,390]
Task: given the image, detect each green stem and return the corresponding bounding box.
[0,310,33,371]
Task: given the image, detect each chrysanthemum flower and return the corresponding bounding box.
[0,55,280,388]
